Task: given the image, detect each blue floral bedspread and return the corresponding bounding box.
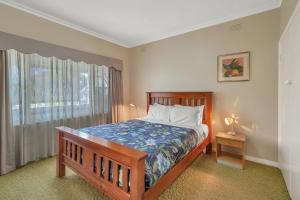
[78,119,199,189]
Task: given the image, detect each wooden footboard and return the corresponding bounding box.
[56,126,147,200]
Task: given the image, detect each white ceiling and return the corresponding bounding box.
[1,0,281,47]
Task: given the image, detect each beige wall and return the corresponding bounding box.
[280,0,300,34]
[129,10,280,161]
[0,3,131,119]
[0,3,282,162]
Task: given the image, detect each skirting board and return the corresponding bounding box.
[211,149,279,168]
[245,155,279,168]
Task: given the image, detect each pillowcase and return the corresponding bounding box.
[147,104,172,122]
[172,105,205,125]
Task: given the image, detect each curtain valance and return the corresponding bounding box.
[0,31,123,71]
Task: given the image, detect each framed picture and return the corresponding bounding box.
[218,51,250,82]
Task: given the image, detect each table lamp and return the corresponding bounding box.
[129,103,139,118]
[224,114,239,135]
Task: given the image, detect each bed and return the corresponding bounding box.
[56,92,213,200]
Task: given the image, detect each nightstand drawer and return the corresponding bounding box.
[216,137,244,149]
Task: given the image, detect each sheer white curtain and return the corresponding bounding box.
[0,49,110,174]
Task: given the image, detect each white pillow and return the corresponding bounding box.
[173,105,204,125]
[147,104,172,122]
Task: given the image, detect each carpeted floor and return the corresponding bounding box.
[0,154,290,200]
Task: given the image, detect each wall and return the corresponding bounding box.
[0,3,282,162]
[0,3,130,119]
[280,0,300,34]
[129,9,280,162]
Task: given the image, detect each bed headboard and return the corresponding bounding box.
[146,92,213,142]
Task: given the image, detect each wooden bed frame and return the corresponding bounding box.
[56,92,213,200]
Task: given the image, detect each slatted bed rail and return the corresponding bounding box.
[56,126,147,200]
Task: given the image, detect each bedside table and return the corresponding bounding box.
[216,132,246,169]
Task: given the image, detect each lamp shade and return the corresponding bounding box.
[224,117,234,126]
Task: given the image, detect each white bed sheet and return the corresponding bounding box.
[138,117,208,144]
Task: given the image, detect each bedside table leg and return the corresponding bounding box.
[242,145,245,169]
[206,143,212,154]
[216,143,221,157]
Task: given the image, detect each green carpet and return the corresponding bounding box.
[0,154,290,200]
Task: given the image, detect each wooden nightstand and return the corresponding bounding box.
[216,132,246,169]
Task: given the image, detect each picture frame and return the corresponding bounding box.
[218,51,250,82]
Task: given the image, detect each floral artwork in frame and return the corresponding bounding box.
[218,52,250,82]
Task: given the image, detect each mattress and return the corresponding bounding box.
[78,119,207,189]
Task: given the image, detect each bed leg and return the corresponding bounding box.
[131,159,145,200]
[57,158,65,177]
[56,131,65,177]
[206,143,212,154]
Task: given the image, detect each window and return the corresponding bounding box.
[8,50,109,125]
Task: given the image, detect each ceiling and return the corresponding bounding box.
[0,0,281,47]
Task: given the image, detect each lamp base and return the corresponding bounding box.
[227,131,236,136]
